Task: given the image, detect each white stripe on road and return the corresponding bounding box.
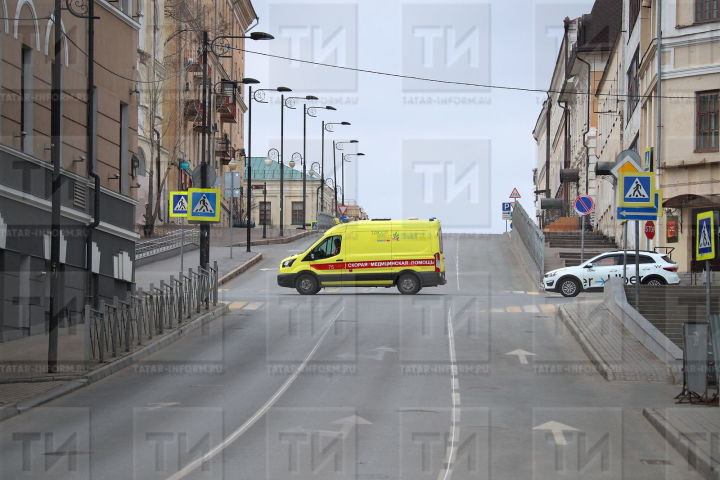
[166,306,345,480]
[437,306,460,480]
[455,237,460,290]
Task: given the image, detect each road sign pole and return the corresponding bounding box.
[180,220,185,274]
[707,260,711,319]
[623,222,628,282]
[230,173,234,259]
[580,215,585,264]
[635,221,640,308]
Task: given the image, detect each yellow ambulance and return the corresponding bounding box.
[277,219,446,295]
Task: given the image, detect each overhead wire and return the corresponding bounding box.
[231,46,698,100]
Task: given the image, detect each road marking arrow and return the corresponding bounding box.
[505,349,536,365]
[371,346,398,360]
[533,421,579,446]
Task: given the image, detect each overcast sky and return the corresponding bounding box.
[244,0,594,232]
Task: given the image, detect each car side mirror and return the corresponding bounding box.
[583,263,593,269]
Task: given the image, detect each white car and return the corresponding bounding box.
[543,251,680,297]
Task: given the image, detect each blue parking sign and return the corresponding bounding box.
[502,202,512,212]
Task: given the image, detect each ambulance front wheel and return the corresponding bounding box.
[397,273,421,295]
[296,274,320,295]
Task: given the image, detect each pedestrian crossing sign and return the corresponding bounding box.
[696,211,715,261]
[187,188,221,222]
[618,172,656,208]
[169,191,188,218]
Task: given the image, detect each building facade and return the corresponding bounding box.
[241,157,334,229]
[533,0,720,273]
[0,0,140,340]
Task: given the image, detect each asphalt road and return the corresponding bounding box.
[0,234,702,479]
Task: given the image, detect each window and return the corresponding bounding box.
[291,202,304,225]
[627,49,640,116]
[593,255,617,266]
[629,0,642,34]
[259,201,271,226]
[306,235,342,260]
[696,0,720,22]
[696,90,719,152]
[20,46,32,154]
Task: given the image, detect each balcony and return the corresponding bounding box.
[216,136,234,164]
[183,99,202,122]
[216,94,238,123]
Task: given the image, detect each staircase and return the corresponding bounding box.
[625,285,720,349]
[544,230,619,268]
[544,216,579,232]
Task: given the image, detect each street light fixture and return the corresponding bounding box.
[246,86,292,250]
[199,33,271,266]
[301,105,336,228]
[322,121,350,214]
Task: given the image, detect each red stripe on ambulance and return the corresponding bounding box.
[311,259,435,271]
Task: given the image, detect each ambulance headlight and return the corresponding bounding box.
[282,259,295,268]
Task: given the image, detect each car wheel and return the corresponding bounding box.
[558,277,581,297]
[295,274,320,295]
[397,273,421,295]
[643,277,665,286]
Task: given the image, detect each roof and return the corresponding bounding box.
[576,0,622,52]
[243,157,316,181]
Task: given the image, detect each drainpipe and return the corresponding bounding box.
[576,54,592,196]
[562,17,571,214]
[85,0,99,309]
[545,93,551,226]
[655,1,662,174]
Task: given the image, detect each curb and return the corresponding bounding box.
[0,303,229,424]
[229,229,317,248]
[557,304,614,381]
[643,408,719,480]
[218,253,263,286]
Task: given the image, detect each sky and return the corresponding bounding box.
[244,0,594,232]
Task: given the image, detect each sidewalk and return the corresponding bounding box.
[210,225,313,247]
[134,246,261,290]
[644,407,720,480]
[0,232,277,419]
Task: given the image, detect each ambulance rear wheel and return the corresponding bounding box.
[296,274,320,295]
[397,273,421,295]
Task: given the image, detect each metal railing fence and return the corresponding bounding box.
[135,228,201,260]
[511,202,545,275]
[86,262,218,363]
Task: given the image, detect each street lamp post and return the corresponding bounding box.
[199,31,272,264]
[285,96,319,229]
[321,121,350,214]
[248,86,292,251]
[227,158,238,259]
[266,148,280,233]
[342,152,365,206]
[335,140,358,208]
[305,106,335,224]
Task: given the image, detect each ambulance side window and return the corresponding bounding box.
[304,236,342,260]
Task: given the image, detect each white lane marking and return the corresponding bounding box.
[437,306,460,480]
[522,305,539,313]
[166,307,344,480]
[244,302,263,310]
[455,237,460,290]
[533,421,579,446]
[505,349,536,365]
